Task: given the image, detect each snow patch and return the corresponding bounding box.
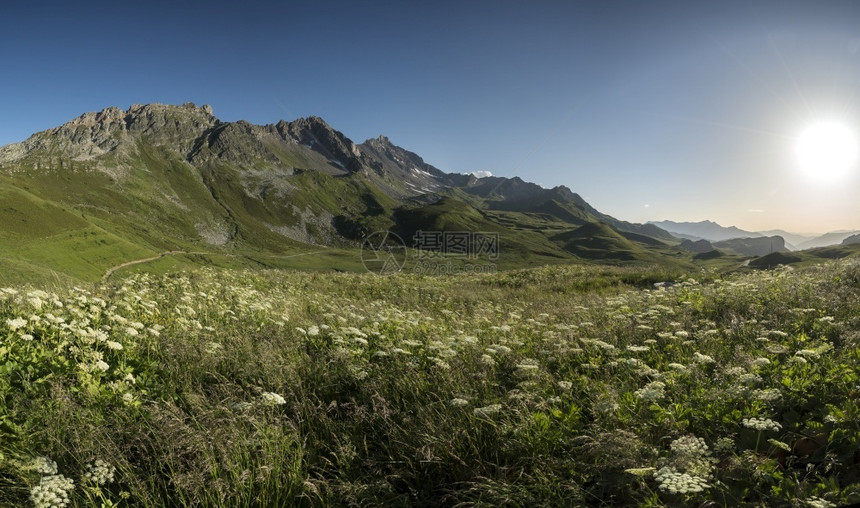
[470,170,493,178]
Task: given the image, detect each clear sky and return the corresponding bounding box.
[2,0,860,234]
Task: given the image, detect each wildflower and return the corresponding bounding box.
[624,467,656,476]
[29,456,58,475]
[742,417,781,432]
[724,366,746,376]
[95,360,110,372]
[516,360,540,372]
[767,344,789,355]
[230,401,253,411]
[557,380,573,390]
[753,388,781,402]
[713,437,734,454]
[6,317,27,331]
[635,381,666,402]
[449,398,469,407]
[260,392,286,405]
[738,373,763,385]
[767,438,791,452]
[805,496,836,508]
[125,327,139,337]
[480,354,496,366]
[487,344,511,354]
[670,436,709,457]
[751,357,770,367]
[692,352,715,364]
[473,404,502,417]
[83,459,116,485]
[667,363,687,372]
[627,345,649,352]
[30,474,74,508]
[654,467,709,494]
[121,393,135,404]
[105,340,123,351]
[430,357,450,369]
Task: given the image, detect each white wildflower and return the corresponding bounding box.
[742,417,781,432]
[30,474,74,508]
[805,496,836,508]
[29,456,58,475]
[6,317,27,331]
[635,381,665,402]
[83,459,116,485]
[753,388,781,402]
[693,352,715,364]
[751,357,771,367]
[449,398,469,407]
[654,467,709,494]
[260,392,286,405]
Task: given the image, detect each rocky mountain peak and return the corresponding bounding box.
[1,103,220,162]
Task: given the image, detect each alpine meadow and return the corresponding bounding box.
[3,1,860,507]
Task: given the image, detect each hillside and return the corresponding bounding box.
[0,103,695,281]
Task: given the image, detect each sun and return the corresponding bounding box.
[795,121,858,181]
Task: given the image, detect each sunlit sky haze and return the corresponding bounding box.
[2,0,860,233]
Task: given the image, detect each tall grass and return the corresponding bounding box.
[0,261,859,506]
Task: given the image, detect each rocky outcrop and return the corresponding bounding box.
[0,103,217,162]
[842,233,860,246]
[269,116,368,172]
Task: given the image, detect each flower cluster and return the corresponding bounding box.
[83,459,116,485]
[654,467,710,494]
[260,392,286,405]
[635,381,665,402]
[742,417,782,432]
[30,474,75,508]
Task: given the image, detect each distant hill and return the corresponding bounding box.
[713,236,787,257]
[758,229,816,249]
[651,220,860,251]
[797,231,860,250]
[648,220,761,242]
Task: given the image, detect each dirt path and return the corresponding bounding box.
[100,250,192,282]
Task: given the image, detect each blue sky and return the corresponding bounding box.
[2,0,860,233]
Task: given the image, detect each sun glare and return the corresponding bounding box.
[795,121,858,181]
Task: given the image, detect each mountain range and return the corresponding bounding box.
[649,220,859,251]
[0,103,857,283]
